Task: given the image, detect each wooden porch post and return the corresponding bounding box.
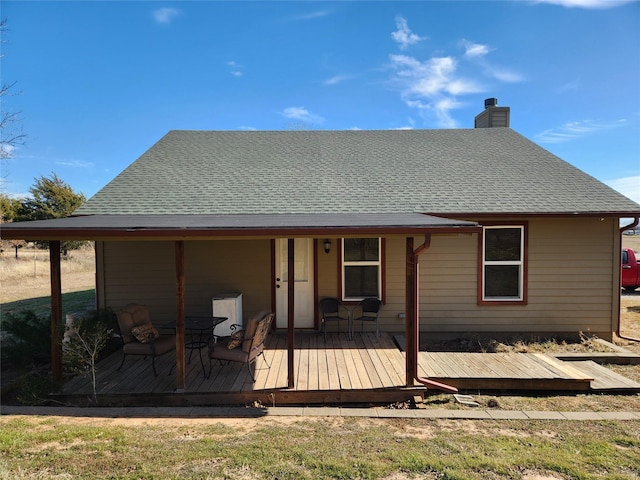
[405,237,417,386]
[287,238,295,388]
[49,241,63,380]
[175,240,186,392]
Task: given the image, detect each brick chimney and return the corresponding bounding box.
[474,98,510,128]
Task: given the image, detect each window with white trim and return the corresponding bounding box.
[342,238,381,301]
[482,226,525,302]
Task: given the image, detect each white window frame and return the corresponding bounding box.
[482,225,524,302]
[341,238,382,301]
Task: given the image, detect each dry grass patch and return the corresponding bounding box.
[0,245,95,304]
[1,415,638,479]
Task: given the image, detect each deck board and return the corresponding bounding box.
[296,333,310,391]
[308,334,320,391]
[361,333,395,387]
[567,361,640,392]
[58,332,640,406]
[354,335,384,388]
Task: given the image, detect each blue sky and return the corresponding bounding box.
[2,0,639,205]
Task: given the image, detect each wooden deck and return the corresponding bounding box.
[418,352,593,391]
[59,332,423,406]
[56,332,639,406]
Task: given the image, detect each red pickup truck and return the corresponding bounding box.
[622,248,640,291]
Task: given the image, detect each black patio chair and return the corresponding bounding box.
[319,297,350,342]
[351,297,382,338]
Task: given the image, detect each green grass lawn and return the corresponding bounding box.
[0,416,638,479]
[0,289,95,326]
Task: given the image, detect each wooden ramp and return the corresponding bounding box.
[566,361,640,393]
[418,351,594,391]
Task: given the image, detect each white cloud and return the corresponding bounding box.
[462,40,491,58]
[153,7,181,25]
[489,68,525,83]
[532,0,635,9]
[279,106,325,124]
[391,16,425,50]
[388,34,523,127]
[55,160,93,168]
[556,78,582,93]
[227,61,244,77]
[391,55,482,97]
[460,39,524,83]
[389,54,481,128]
[0,143,16,159]
[535,119,627,143]
[290,10,331,21]
[324,75,353,86]
[605,176,640,205]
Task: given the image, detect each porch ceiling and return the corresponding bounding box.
[0,213,480,240]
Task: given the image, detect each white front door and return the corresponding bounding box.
[275,238,314,328]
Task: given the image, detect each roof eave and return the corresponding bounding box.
[0,224,482,241]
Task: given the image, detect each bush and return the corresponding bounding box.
[63,308,115,404]
[14,372,61,405]
[1,310,51,366]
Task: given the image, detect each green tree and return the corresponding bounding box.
[0,192,22,222]
[0,193,28,256]
[17,173,85,221]
[16,173,87,252]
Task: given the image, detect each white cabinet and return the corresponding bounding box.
[212,293,243,338]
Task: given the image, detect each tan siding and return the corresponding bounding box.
[317,244,339,300]
[100,217,618,338]
[102,240,271,323]
[417,218,615,337]
[102,241,176,322]
[378,218,617,338]
[184,240,271,321]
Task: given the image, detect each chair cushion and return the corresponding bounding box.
[227,330,244,349]
[242,310,270,353]
[117,304,153,343]
[131,324,159,343]
[123,334,175,355]
[210,338,250,362]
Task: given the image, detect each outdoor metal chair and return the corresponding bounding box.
[351,297,382,338]
[208,310,274,381]
[115,303,176,377]
[319,297,350,342]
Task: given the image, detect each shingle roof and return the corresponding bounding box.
[75,128,640,216]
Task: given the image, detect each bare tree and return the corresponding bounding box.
[1,18,26,161]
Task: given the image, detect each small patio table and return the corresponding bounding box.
[164,316,228,378]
